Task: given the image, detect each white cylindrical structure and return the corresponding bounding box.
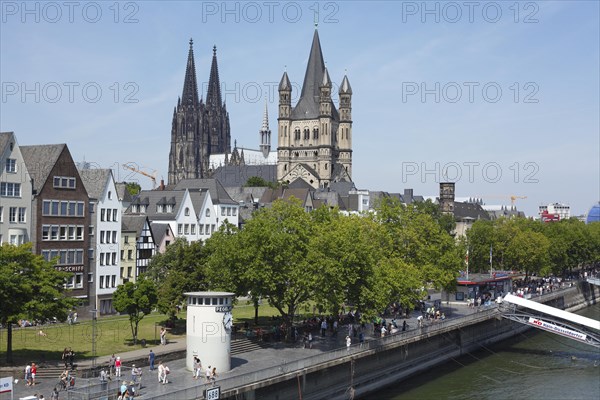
[185,291,235,373]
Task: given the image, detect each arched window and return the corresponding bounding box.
[205,208,210,217]
[185,207,190,216]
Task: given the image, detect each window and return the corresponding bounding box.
[100,209,105,221]
[76,226,83,240]
[120,250,125,260]
[185,207,190,216]
[5,158,16,173]
[88,273,93,283]
[9,207,17,222]
[108,191,112,200]
[127,250,133,260]
[166,204,173,213]
[42,225,50,240]
[178,224,183,235]
[112,231,117,244]
[0,206,3,222]
[221,207,226,216]
[199,225,204,235]
[111,275,116,288]
[58,226,67,240]
[211,224,215,234]
[111,252,117,265]
[227,207,231,216]
[75,273,83,288]
[89,202,95,214]
[184,224,189,235]
[53,176,76,189]
[99,276,105,289]
[100,231,105,244]
[191,224,196,235]
[112,209,118,222]
[232,207,237,216]
[0,182,21,197]
[205,208,210,217]
[100,253,105,266]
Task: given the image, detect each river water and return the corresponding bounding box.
[366,304,600,400]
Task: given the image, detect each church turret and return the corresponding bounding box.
[260,101,271,158]
[337,74,353,178]
[278,71,291,119]
[319,67,332,117]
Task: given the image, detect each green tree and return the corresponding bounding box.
[125,182,141,196]
[374,198,461,292]
[244,176,277,189]
[113,278,158,344]
[146,237,208,319]
[226,199,317,331]
[0,243,76,364]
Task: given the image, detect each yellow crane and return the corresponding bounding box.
[481,195,527,207]
[510,195,527,206]
[123,163,157,189]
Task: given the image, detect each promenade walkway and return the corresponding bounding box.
[3,299,485,400]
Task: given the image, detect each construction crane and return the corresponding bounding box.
[510,195,527,206]
[481,195,527,207]
[123,163,157,189]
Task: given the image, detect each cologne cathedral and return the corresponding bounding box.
[168,39,231,185]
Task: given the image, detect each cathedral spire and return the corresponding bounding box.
[181,38,199,106]
[260,100,271,158]
[206,45,223,107]
[261,99,270,132]
[291,29,336,119]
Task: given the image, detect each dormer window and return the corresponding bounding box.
[167,204,173,213]
[140,205,147,213]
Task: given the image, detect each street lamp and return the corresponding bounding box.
[90,309,98,369]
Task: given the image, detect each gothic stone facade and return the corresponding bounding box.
[168,40,231,185]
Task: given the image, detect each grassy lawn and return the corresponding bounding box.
[0,301,311,365]
[0,313,184,364]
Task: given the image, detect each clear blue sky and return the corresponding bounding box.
[1,1,598,217]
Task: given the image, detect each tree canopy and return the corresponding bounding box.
[113,277,158,344]
[206,197,462,326]
[466,217,598,277]
[0,243,77,363]
[146,237,208,318]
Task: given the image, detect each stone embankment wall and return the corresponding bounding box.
[224,282,600,400]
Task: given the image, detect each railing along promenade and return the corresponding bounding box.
[67,284,583,400]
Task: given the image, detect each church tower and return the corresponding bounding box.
[205,46,231,157]
[168,40,232,185]
[169,39,203,185]
[277,29,353,188]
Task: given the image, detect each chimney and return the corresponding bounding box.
[439,182,455,215]
[404,188,413,204]
[159,179,165,191]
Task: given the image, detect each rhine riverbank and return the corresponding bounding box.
[3,281,598,400]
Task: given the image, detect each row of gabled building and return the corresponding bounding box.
[1,132,241,316]
[2,130,498,318]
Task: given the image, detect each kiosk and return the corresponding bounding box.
[185,291,235,373]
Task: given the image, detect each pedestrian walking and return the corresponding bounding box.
[160,328,167,346]
[158,361,168,384]
[193,357,202,379]
[148,350,155,371]
[109,354,116,376]
[205,365,211,383]
[115,356,122,377]
[210,367,217,385]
